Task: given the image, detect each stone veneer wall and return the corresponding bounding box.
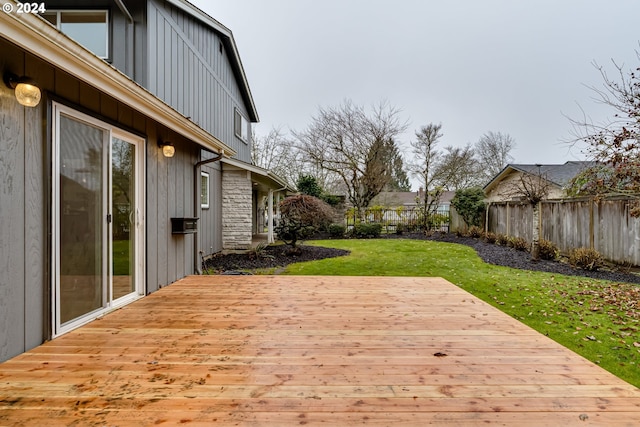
[222,169,253,250]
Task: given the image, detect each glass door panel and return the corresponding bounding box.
[58,115,107,325]
[111,137,136,300]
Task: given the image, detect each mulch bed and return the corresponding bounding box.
[203,232,640,285]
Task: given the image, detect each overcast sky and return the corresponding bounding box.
[192,0,639,174]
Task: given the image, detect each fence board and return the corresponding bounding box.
[488,197,640,266]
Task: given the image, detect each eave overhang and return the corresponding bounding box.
[0,2,235,157]
[221,158,295,193]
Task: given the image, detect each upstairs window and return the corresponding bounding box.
[234,109,249,143]
[43,10,109,59]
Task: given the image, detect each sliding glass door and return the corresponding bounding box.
[53,103,145,336]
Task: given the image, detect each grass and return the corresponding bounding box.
[277,238,640,387]
[112,239,131,276]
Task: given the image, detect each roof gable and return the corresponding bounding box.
[484,161,597,194]
[165,0,258,122]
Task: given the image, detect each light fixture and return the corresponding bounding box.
[4,73,41,107]
[158,140,175,158]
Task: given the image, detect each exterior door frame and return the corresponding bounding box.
[51,102,145,337]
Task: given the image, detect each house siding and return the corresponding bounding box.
[0,35,205,361]
[0,43,46,361]
[147,0,252,162]
[485,170,564,202]
[1,0,260,363]
[199,160,223,256]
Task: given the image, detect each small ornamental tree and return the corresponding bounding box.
[451,187,486,228]
[296,174,322,198]
[275,194,334,250]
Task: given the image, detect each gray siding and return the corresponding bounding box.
[0,43,46,361]
[0,35,203,361]
[147,0,252,162]
[199,162,223,256]
[146,131,200,292]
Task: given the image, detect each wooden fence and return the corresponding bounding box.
[487,197,640,266]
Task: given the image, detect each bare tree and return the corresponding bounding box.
[294,100,408,219]
[407,123,444,227]
[475,131,516,183]
[251,127,301,187]
[499,168,551,261]
[432,144,482,190]
[568,51,640,215]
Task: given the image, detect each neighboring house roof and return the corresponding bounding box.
[1,4,235,157]
[372,190,455,207]
[483,161,597,195]
[168,0,259,123]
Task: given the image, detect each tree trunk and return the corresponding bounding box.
[531,202,540,261]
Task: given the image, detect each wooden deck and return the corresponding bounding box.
[1,275,640,426]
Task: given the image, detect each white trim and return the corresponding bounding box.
[201,171,210,209]
[0,2,235,157]
[52,102,145,338]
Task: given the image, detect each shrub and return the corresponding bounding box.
[247,242,273,260]
[509,236,529,251]
[484,232,497,244]
[328,223,346,238]
[569,247,604,271]
[468,226,483,238]
[451,187,485,227]
[538,239,559,261]
[275,195,334,249]
[395,223,406,235]
[352,223,383,238]
[496,233,509,246]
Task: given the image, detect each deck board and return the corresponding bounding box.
[1,275,640,426]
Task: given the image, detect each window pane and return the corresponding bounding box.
[201,173,209,208]
[59,114,106,324]
[60,11,108,58]
[112,138,136,300]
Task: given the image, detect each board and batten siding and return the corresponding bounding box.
[0,33,209,361]
[147,0,252,162]
[0,43,46,362]
[199,161,223,256]
[146,132,200,293]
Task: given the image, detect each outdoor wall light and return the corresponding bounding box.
[3,73,41,107]
[158,140,175,158]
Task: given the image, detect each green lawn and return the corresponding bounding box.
[278,239,640,387]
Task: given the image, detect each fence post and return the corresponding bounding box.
[589,198,595,249]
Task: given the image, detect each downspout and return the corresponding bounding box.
[194,150,225,274]
[114,0,134,23]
